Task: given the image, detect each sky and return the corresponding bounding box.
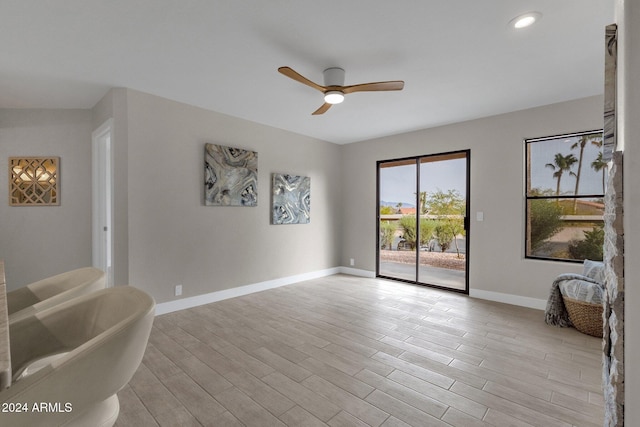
[528,133,605,196]
[379,157,467,206]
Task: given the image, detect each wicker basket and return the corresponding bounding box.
[564,297,603,337]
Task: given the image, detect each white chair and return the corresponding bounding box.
[0,286,155,427]
[7,267,105,323]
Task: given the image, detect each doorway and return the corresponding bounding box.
[377,150,469,293]
[92,119,114,287]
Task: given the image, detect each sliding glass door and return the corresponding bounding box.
[377,150,469,293]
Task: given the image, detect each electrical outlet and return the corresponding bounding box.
[175,284,183,296]
[350,258,355,266]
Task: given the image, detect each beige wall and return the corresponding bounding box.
[341,96,603,301]
[124,90,342,303]
[0,109,93,288]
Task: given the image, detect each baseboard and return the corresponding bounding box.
[338,267,376,278]
[156,267,545,315]
[469,289,547,310]
[155,267,341,315]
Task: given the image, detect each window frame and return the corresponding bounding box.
[524,129,605,263]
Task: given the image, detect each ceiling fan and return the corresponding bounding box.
[278,66,404,115]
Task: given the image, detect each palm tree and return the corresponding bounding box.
[591,151,608,193]
[546,153,578,198]
[571,135,603,212]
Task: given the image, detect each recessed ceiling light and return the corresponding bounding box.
[510,12,542,29]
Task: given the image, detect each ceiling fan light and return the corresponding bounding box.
[510,12,542,29]
[324,91,344,104]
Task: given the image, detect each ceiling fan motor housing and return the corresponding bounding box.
[323,67,345,87]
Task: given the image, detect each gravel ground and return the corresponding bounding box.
[380,250,466,271]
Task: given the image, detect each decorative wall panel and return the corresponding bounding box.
[9,157,59,206]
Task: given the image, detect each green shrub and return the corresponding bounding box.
[426,189,465,257]
[398,216,417,249]
[419,219,436,247]
[568,226,604,261]
[398,216,437,250]
[379,221,397,250]
[380,205,395,215]
[530,199,563,250]
[433,222,452,252]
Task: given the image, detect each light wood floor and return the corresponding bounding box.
[115,274,604,427]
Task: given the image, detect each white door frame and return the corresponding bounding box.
[92,119,114,287]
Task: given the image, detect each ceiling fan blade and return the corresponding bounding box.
[278,66,325,92]
[342,80,404,94]
[312,103,332,115]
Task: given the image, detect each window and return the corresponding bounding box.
[525,130,606,262]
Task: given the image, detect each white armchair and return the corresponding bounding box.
[7,267,105,324]
[0,286,155,427]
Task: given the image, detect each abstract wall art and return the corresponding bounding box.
[205,143,258,206]
[271,173,310,224]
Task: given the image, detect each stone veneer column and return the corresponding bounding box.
[602,151,624,426]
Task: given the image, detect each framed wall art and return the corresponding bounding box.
[271,173,310,224]
[205,143,257,206]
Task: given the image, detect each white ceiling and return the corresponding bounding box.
[0,1,613,144]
